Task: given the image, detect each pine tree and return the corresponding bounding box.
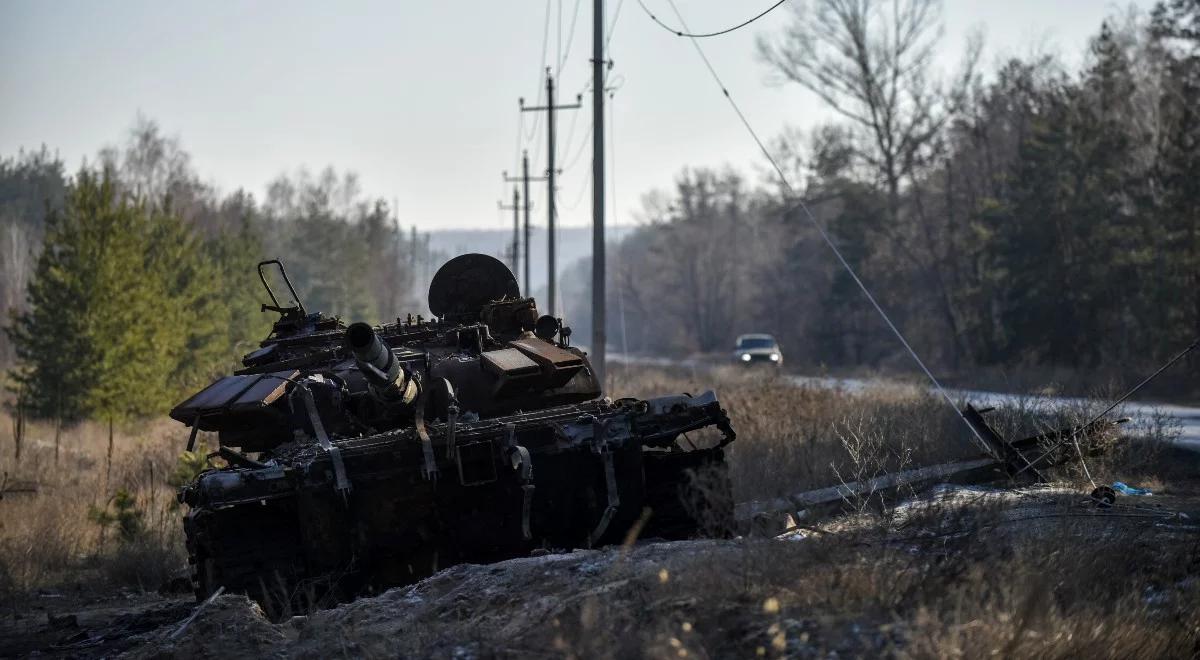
[205,197,272,366]
[8,167,152,419]
[1151,0,1200,353]
[6,172,98,419]
[6,166,242,420]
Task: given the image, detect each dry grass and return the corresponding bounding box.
[608,364,977,504]
[566,364,1198,657]
[1,363,1192,659]
[607,363,1182,503]
[536,498,1200,659]
[0,412,194,605]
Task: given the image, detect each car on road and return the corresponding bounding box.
[733,333,782,367]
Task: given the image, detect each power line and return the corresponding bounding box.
[558,0,584,75]
[562,122,594,171]
[605,0,626,50]
[561,76,622,173]
[504,152,544,293]
[523,0,555,142]
[521,100,540,143]
[552,102,605,217]
[658,0,997,459]
[557,171,591,212]
[557,79,600,172]
[512,112,525,173]
[608,84,629,356]
[638,0,788,38]
[498,187,522,274]
[558,95,582,164]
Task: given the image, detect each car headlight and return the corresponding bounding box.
[769,353,780,361]
[740,353,751,362]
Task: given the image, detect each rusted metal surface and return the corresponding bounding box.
[172,255,737,617]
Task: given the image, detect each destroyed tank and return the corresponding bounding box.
[171,255,736,614]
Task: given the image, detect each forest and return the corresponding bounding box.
[0,120,422,421]
[566,0,1199,382]
[2,0,1198,422]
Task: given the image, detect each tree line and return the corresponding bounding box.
[5,1,1196,420]
[2,119,423,421]
[566,0,1199,379]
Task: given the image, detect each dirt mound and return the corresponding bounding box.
[298,541,744,658]
[124,593,288,659]
[128,540,743,658]
[61,479,1200,658]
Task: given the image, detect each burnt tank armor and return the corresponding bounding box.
[170,254,735,614]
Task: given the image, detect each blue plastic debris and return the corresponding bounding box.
[1112,481,1152,496]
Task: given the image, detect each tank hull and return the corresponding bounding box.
[181,394,734,616]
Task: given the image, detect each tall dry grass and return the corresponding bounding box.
[610,364,979,503]
[0,363,1181,614]
[607,363,1181,504]
[0,411,196,605]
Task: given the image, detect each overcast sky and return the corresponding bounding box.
[1,1,1152,232]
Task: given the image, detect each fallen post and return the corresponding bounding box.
[169,586,225,641]
[735,456,999,533]
[735,405,1128,535]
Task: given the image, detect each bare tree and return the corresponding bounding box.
[99,116,205,213]
[615,169,759,354]
[757,0,977,219]
[1,222,33,364]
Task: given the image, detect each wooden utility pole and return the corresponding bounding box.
[498,187,521,274]
[504,150,543,295]
[591,0,607,388]
[521,69,580,317]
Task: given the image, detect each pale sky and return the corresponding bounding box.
[1,1,1152,232]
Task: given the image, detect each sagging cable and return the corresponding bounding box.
[656,0,997,459]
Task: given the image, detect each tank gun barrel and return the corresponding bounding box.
[346,322,419,404]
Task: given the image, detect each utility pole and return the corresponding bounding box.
[498,186,521,275]
[591,0,607,388]
[504,150,543,295]
[521,68,580,317]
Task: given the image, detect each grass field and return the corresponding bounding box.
[0,413,189,602]
[1,364,1196,657]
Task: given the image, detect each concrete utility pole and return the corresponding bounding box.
[504,150,543,295]
[591,0,607,388]
[498,186,521,275]
[521,68,580,317]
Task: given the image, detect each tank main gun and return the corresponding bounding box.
[346,322,419,405]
